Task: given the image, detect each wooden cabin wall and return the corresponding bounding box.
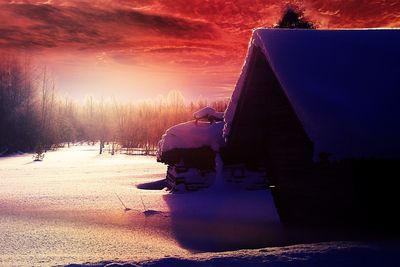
[159,147,216,170]
[224,47,315,223]
[224,47,400,231]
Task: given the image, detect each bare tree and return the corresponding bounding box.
[0,54,39,154]
[0,57,229,156]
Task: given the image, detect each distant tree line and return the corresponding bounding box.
[0,54,228,155]
[0,6,314,155]
[0,55,39,154]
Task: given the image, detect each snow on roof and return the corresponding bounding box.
[224,28,400,160]
[193,106,224,121]
[158,121,224,157]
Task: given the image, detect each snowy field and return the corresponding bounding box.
[0,145,398,266]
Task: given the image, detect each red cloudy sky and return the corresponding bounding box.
[1,0,399,101]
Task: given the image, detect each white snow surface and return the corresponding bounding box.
[64,241,400,267]
[0,145,175,266]
[224,28,400,160]
[193,106,224,120]
[0,145,284,266]
[158,120,224,155]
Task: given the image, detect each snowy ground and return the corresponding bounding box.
[0,145,182,266]
[64,241,400,267]
[0,145,398,266]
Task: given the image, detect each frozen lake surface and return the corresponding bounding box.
[0,145,398,266]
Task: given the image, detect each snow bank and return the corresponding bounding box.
[193,106,224,121]
[224,28,400,160]
[164,185,280,222]
[64,241,400,267]
[163,179,282,251]
[158,121,224,158]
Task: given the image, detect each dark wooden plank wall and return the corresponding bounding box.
[225,47,314,223]
[224,46,400,232]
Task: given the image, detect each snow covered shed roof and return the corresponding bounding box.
[158,120,224,155]
[224,29,400,161]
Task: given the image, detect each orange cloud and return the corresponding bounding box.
[1,0,399,99]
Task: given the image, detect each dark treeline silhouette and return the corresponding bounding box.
[0,55,39,153]
[274,5,316,29]
[0,54,228,155]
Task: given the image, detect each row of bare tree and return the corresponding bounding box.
[0,55,38,153]
[0,55,228,155]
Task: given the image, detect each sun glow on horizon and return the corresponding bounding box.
[1,0,400,101]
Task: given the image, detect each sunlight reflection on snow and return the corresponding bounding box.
[0,145,188,266]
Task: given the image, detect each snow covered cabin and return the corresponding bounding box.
[158,29,400,229]
[223,29,400,227]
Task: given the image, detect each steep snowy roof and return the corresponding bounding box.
[225,29,400,160]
